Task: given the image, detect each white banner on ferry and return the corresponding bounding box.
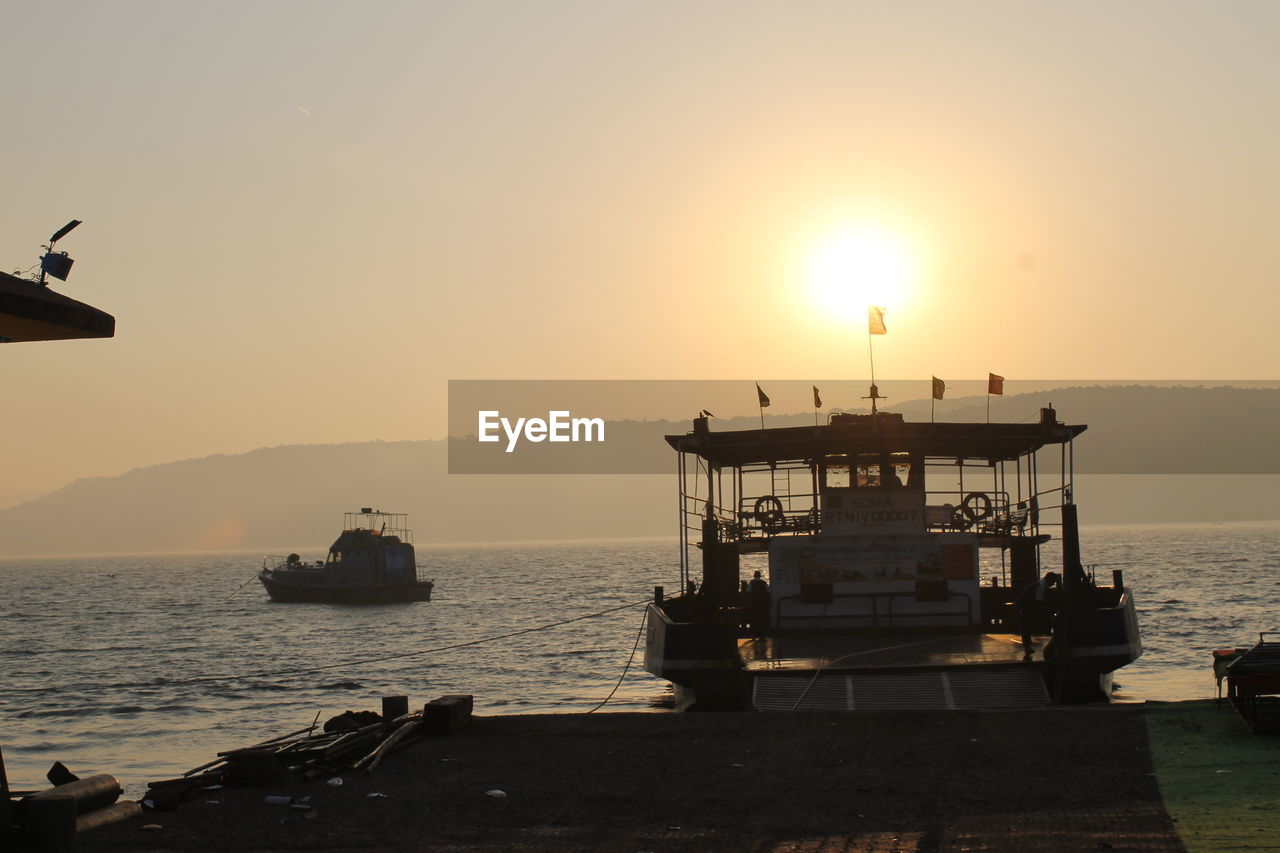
[820,488,925,535]
[770,534,977,584]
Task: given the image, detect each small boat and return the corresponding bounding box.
[1223,633,1280,733]
[644,400,1142,711]
[259,508,434,604]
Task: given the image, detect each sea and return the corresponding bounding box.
[2,521,1277,797]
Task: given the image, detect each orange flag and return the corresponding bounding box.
[988,373,1005,395]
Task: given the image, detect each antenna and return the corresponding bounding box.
[38,219,82,286]
[861,383,886,415]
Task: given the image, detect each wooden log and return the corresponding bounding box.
[321,722,389,758]
[276,732,343,754]
[422,695,474,735]
[75,801,142,833]
[241,724,325,751]
[16,793,76,852]
[181,754,228,777]
[25,774,122,815]
[144,770,224,808]
[357,718,420,772]
[198,723,335,776]
[327,713,421,769]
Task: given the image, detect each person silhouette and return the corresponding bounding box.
[1016,571,1060,660]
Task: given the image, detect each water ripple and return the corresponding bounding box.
[2,526,1276,796]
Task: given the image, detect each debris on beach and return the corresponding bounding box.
[3,694,473,844]
[140,694,473,811]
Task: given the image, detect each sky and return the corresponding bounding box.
[2,1,1278,508]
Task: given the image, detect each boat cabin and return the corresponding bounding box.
[324,509,417,585]
[669,407,1085,632]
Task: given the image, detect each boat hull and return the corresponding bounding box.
[644,591,1142,711]
[259,570,433,604]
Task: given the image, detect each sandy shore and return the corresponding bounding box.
[74,705,1187,852]
[1144,700,1280,853]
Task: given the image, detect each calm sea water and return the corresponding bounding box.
[2,522,1277,796]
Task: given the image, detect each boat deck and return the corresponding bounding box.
[740,630,1050,673]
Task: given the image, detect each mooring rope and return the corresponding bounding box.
[47,598,652,693]
[585,607,649,714]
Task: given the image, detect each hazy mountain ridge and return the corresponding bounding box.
[1,385,1276,556]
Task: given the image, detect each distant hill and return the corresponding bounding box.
[0,385,1276,556]
[0,441,671,557]
[895,384,1280,474]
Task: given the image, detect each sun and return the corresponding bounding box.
[806,224,916,320]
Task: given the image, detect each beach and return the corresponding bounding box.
[79,705,1188,852]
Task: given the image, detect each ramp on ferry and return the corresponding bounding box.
[753,667,1051,710]
[744,630,1052,710]
[740,630,1049,670]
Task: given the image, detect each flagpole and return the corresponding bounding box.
[866,307,885,415]
[755,382,770,429]
[868,331,876,395]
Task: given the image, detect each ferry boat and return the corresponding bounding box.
[259,508,434,604]
[643,401,1141,710]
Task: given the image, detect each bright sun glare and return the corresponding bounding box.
[806,225,915,320]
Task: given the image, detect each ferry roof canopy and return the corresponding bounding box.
[666,415,1086,468]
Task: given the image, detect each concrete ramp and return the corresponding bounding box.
[753,667,1050,710]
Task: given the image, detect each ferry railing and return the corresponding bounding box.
[681,490,1080,540]
[343,512,413,543]
[262,555,323,571]
[682,487,1061,539]
[920,489,1021,533]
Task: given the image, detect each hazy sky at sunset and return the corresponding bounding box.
[3,1,1278,507]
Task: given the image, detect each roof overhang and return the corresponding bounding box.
[0,271,115,342]
[666,418,1087,468]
